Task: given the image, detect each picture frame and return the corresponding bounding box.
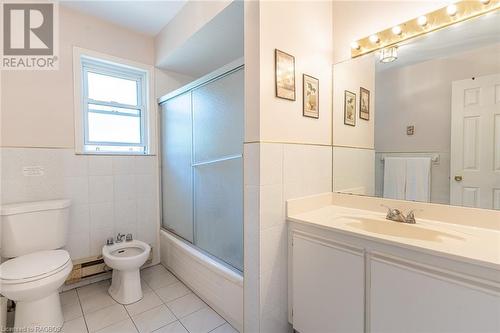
[344,90,356,126]
[275,49,296,100]
[302,74,319,118]
[359,87,370,120]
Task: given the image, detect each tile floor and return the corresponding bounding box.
[61,265,238,333]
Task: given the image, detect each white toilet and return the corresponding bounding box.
[0,200,72,330]
[102,239,150,304]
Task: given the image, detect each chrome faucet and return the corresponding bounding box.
[381,205,417,224]
[116,233,126,243]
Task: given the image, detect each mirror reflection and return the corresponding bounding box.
[333,12,500,210]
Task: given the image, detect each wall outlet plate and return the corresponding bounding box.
[406,125,415,136]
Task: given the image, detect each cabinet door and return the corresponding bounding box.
[292,234,364,333]
[370,257,500,333]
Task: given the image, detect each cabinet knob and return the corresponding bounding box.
[454,175,463,182]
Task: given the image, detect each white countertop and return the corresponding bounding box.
[288,204,500,270]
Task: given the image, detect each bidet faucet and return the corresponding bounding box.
[381,205,417,224]
[116,233,126,243]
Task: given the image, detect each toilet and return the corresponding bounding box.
[0,200,72,330]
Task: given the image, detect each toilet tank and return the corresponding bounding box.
[0,199,71,258]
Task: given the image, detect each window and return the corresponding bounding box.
[74,48,154,155]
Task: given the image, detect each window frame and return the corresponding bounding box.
[73,47,156,155]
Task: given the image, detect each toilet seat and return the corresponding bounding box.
[0,250,71,285]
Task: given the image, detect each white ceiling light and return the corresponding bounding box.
[392,25,403,35]
[447,4,458,16]
[417,15,428,27]
[369,34,380,44]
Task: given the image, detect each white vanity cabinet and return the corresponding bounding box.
[291,234,365,333]
[289,225,500,333]
[370,257,500,333]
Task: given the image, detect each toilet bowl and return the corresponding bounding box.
[102,240,151,304]
[0,250,73,329]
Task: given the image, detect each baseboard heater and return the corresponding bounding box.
[65,246,153,285]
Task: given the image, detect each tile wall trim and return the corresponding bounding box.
[332,144,374,150]
[244,141,331,147]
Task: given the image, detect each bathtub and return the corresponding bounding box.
[159,229,243,331]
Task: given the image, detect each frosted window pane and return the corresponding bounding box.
[87,72,138,106]
[192,70,243,163]
[161,93,194,242]
[194,158,243,271]
[88,112,140,143]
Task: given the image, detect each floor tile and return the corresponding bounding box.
[77,280,111,298]
[143,270,179,290]
[166,293,206,319]
[141,279,153,294]
[132,305,177,333]
[79,289,117,314]
[155,282,191,303]
[180,307,225,333]
[63,299,84,322]
[61,290,79,306]
[61,290,83,322]
[85,304,128,332]
[126,290,163,316]
[141,265,169,278]
[94,318,138,333]
[152,321,188,333]
[61,317,88,333]
[209,323,239,333]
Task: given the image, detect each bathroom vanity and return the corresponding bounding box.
[287,193,500,333]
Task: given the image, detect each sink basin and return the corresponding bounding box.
[341,217,465,242]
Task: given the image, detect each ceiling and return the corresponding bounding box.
[157,1,244,78]
[61,1,187,36]
[376,11,500,72]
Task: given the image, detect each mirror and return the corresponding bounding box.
[332,11,500,210]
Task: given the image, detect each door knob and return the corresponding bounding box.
[454,175,463,182]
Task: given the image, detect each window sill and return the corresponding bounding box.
[75,151,156,156]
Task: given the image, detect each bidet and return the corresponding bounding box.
[102,237,151,304]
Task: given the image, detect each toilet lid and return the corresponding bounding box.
[0,250,70,281]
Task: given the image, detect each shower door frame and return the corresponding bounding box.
[158,58,244,273]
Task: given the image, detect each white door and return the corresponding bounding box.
[450,73,500,209]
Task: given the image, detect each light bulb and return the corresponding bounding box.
[447,4,458,16]
[392,25,402,35]
[369,34,379,44]
[417,15,428,27]
[480,0,490,4]
[350,41,360,50]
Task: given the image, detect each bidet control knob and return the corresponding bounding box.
[126,234,133,242]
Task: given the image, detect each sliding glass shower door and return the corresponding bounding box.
[160,67,243,271]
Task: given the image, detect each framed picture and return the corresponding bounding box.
[359,87,370,120]
[302,74,319,118]
[275,49,295,100]
[344,90,356,126]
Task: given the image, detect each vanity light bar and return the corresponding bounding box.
[350,0,500,58]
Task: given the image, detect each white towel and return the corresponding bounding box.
[383,157,407,200]
[405,157,431,202]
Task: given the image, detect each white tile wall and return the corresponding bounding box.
[0,148,160,262]
[243,142,332,333]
